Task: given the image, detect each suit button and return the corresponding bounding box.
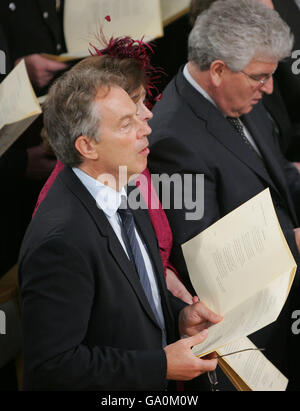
[56,43,62,51]
[8,2,16,11]
[43,11,49,19]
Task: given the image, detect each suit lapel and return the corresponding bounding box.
[130,188,175,328]
[208,108,283,195]
[59,168,165,329]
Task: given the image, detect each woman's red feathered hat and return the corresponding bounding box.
[88,22,164,106]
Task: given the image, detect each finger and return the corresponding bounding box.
[197,357,218,373]
[185,329,208,348]
[203,351,218,360]
[37,74,54,88]
[42,58,68,72]
[46,62,68,72]
[185,296,194,305]
[194,301,223,324]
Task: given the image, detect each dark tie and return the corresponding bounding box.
[227,117,258,154]
[118,201,167,347]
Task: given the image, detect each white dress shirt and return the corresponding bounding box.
[72,167,165,329]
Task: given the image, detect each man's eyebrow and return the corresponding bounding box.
[254,72,272,77]
[131,90,146,102]
[251,68,277,78]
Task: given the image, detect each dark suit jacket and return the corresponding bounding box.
[18,167,185,390]
[0,0,66,96]
[263,79,294,157]
[0,0,66,62]
[148,68,300,378]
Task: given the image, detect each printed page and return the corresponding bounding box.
[0,60,41,129]
[0,60,42,156]
[0,115,40,156]
[161,0,190,25]
[64,0,163,55]
[218,337,288,391]
[192,268,294,357]
[182,189,296,315]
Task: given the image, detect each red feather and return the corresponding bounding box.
[88,27,165,105]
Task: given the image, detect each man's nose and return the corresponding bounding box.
[137,116,152,138]
[140,104,153,122]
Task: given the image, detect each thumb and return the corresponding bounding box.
[185,329,208,348]
[192,296,199,305]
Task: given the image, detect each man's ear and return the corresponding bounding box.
[74,136,98,160]
[210,60,227,87]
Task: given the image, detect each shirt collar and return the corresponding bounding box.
[183,64,218,108]
[72,167,127,218]
[183,64,230,117]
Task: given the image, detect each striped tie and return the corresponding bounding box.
[118,200,166,347]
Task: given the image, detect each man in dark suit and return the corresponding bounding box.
[18,56,222,390]
[148,0,300,388]
[0,0,67,94]
[0,1,70,270]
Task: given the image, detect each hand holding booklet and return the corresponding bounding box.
[182,189,296,390]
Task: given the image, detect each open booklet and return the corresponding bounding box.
[161,0,190,26]
[217,336,288,391]
[181,188,296,391]
[0,60,42,157]
[45,0,190,61]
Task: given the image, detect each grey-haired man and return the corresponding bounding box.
[149,0,300,389]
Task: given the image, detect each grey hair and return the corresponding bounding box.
[188,0,294,71]
[43,59,127,167]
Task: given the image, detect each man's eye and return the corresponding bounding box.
[252,74,271,82]
[252,76,264,81]
[121,122,130,129]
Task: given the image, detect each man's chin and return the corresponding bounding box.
[239,105,256,116]
[129,162,148,178]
